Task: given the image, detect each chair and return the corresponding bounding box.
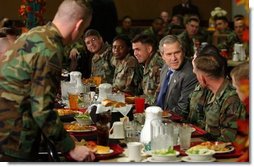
[40,133,61,162]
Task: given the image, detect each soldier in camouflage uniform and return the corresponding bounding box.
[178,16,201,59]
[224,15,249,56]
[193,53,246,142]
[188,45,227,127]
[0,0,95,161]
[111,35,143,96]
[84,29,115,84]
[132,34,164,105]
[212,16,232,50]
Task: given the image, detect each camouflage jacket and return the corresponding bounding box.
[204,79,246,142]
[142,52,164,105]
[0,22,74,160]
[91,42,115,84]
[63,37,86,71]
[178,31,195,59]
[112,53,143,96]
[188,84,212,128]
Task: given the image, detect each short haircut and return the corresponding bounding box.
[113,34,131,48]
[214,16,229,23]
[197,44,228,77]
[84,29,101,38]
[158,35,185,54]
[186,16,200,24]
[132,34,157,51]
[233,14,244,21]
[194,53,225,78]
[230,62,249,82]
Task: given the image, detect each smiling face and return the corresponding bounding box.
[161,41,184,70]
[84,35,103,54]
[132,42,152,63]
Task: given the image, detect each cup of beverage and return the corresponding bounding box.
[127,142,143,162]
[134,97,145,113]
[68,93,79,110]
[179,124,192,150]
[124,121,140,143]
[96,122,109,146]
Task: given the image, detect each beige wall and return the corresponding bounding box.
[1,0,231,22]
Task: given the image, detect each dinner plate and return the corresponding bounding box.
[181,156,216,162]
[162,112,172,118]
[215,145,234,154]
[96,149,114,155]
[143,157,182,162]
[66,125,97,132]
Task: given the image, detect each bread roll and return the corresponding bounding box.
[101,99,114,107]
[102,99,126,108]
[113,102,126,108]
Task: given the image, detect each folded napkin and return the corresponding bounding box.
[112,104,133,116]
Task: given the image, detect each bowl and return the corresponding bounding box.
[151,149,180,161]
[186,148,215,161]
[74,113,92,125]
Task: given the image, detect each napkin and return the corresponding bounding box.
[112,104,133,116]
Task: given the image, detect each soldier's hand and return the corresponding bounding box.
[68,145,95,162]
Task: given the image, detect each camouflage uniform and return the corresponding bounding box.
[178,31,195,59]
[214,29,233,50]
[0,22,74,160]
[112,53,143,96]
[142,52,164,105]
[178,31,206,59]
[63,37,86,71]
[225,32,249,56]
[188,84,212,128]
[91,42,115,84]
[203,79,246,142]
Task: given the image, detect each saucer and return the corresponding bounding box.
[109,135,125,139]
[143,157,182,162]
[181,156,216,162]
[117,157,140,162]
[96,149,114,155]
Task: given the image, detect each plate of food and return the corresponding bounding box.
[95,145,114,155]
[189,141,234,154]
[162,111,172,118]
[64,123,97,132]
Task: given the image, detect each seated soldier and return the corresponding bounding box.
[83,29,115,84]
[192,50,246,142]
[111,35,143,96]
[230,62,249,162]
[188,44,228,128]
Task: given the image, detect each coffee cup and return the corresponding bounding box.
[109,121,125,139]
[127,142,143,162]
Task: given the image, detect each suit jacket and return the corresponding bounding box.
[172,4,199,17]
[160,59,197,117]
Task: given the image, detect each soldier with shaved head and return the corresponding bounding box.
[0,0,94,161]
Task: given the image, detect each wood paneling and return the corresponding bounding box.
[0,0,231,23]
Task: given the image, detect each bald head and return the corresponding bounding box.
[54,0,92,22]
[53,0,92,44]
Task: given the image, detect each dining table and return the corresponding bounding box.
[60,110,243,163]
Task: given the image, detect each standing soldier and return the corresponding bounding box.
[0,0,94,161]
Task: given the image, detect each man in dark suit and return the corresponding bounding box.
[172,0,200,18]
[156,35,197,118]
